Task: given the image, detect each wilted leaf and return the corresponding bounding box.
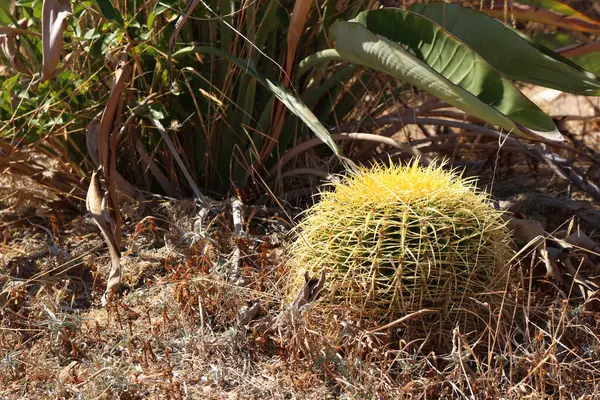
[0,33,29,74]
[41,0,71,81]
[98,54,131,251]
[88,52,132,305]
[557,40,600,77]
[85,169,121,305]
[284,0,311,85]
[86,114,140,200]
[564,231,599,252]
[291,270,326,310]
[540,247,565,285]
[0,26,41,36]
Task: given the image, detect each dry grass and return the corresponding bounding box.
[2,173,600,399]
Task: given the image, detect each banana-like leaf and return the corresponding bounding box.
[41,0,71,81]
[330,9,563,141]
[483,0,600,33]
[173,46,341,157]
[408,3,600,95]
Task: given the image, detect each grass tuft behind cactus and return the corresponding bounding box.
[287,161,516,349]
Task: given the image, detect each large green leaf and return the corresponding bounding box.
[330,9,563,141]
[408,3,600,95]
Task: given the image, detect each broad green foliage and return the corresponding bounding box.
[408,3,600,95]
[330,9,563,141]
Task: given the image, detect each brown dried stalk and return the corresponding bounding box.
[87,51,132,305]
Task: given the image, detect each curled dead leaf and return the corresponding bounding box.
[0,33,30,74]
[86,169,121,306]
[87,112,140,200]
[291,269,326,310]
[42,0,72,81]
[88,52,132,306]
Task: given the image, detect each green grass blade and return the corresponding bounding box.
[173,45,341,156]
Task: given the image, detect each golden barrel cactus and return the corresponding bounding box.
[287,161,515,347]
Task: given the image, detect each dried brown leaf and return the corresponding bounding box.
[540,248,565,285]
[88,53,132,305]
[41,0,71,81]
[98,53,132,250]
[238,302,263,326]
[292,270,326,310]
[557,40,600,58]
[87,114,140,200]
[0,33,30,74]
[0,26,41,36]
[85,170,121,305]
[85,114,101,167]
[284,0,312,85]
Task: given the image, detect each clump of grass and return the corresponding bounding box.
[287,160,516,350]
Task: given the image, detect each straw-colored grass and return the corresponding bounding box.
[287,161,516,349]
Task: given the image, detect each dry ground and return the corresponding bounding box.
[2,161,600,399]
[2,85,600,400]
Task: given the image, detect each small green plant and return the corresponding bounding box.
[287,161,515,348]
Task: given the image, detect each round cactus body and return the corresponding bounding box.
[287,161,515,345]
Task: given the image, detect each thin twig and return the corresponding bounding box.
[268,132,419,177]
